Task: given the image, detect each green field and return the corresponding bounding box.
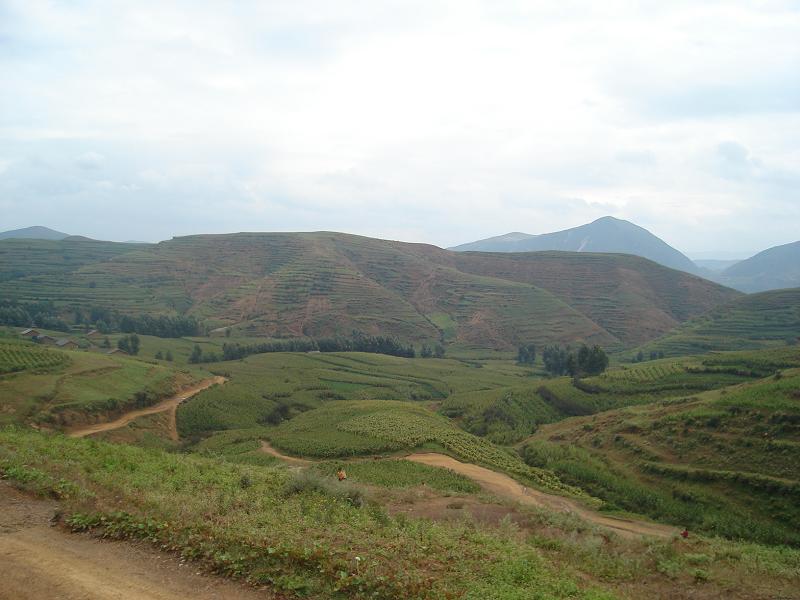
[0,336,199,427]
[525,351,800,546]
[631,288,800,357]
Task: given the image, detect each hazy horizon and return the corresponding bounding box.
[2,1,798,254]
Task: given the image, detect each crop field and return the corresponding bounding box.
[0,339,70,374]
[527,351,800,546]
[177,351,532,439]
[632,288,800,357]
[0,346,195,427]
[267,400,581,495]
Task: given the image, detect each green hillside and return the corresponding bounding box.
[0,336,198,428]
[451,250,740,346]
[525,348,800,546]
[633,288,800,357]
[0,232,738,351]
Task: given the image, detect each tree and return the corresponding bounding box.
[189,344,203,364]
[542,345,570,376]
[102,337,111,349]
[434,344,445,359]
[636,350,644,363]
[565,344,608,377]
[129,334,140,355]
[155,350,164,360]
[165,350,173,362]
[517,344,536,365]
[420,344,433,358]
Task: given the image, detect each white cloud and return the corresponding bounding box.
[0,0,798,252]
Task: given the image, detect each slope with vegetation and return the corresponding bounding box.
[0,232,738,351]
[716,240,800,292]
[633,288,800,357]
[524,347,800,547]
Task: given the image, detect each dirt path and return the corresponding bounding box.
[259,443,675,539]
[260,441,313,466]
[68,376,226,440]
[406,453,676,539]
[0,482,273,600]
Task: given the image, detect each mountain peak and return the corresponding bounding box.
[450,217,697,274]
[0,226,70,240]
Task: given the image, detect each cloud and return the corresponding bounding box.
[0,0,798,252]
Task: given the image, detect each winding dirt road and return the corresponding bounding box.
[406,453,676,539]
[0,482,273,600]
[261,443,674,539]
[68,376,226,440]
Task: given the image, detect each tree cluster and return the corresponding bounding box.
[215,333,418,363]
[89,307,200,338]
[632,350,665,363]
[117,334,141,355]
[542,344,609,377]
[0,300,70,331]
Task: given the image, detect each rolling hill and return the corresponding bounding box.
[633,288,800,357]
[0,225,70,240]
[450,216,699,274]
[716,240,800,292]
[0,232,739,350]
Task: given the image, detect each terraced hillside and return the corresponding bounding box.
[633,288,800,357]
[524,348,800,546]
[0,232,739,349]
[449,251,740,345]
[0,336,198,428]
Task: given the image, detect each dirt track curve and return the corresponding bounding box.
[406,453,675,539]
[0,482,272,600]
[68,376,226,440]
[262,443,674,539]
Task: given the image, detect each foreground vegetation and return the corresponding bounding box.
[3,429,799,599]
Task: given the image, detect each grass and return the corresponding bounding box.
[267,400,582,496]
[0,428,616,600]
[0,340,197,427]
[313,459,481,494]
[524,351,800,546]
[3,428,800,599]
[631,288,800,357]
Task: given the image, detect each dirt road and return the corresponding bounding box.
[68,376,226,440]
[260,443,675,538]
[0,481,273,600]
[406,453,676,539]
[260,441,313,466]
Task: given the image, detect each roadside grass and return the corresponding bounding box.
[312,459,481,494]
[0,428,615,600]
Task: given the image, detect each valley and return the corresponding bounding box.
[1,234,799,599]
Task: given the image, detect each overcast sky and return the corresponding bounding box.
[1,1,798,255]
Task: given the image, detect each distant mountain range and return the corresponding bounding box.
[713,241,800,293]
[0,226,70,241]
[450,216,699,274]
[3,222,798,294]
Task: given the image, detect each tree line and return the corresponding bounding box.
[0,300,70,332]
[190,333,443,364]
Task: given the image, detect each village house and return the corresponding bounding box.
[20,328,40,337]
[34,335,57,345]
[105,348,128,355]
[55,338,79,350]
